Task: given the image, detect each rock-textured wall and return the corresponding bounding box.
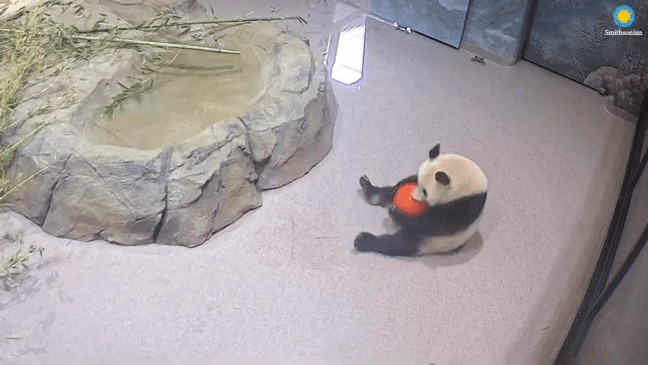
[462,0,534,66]
[2,12,338,247]
[584,66,648,117]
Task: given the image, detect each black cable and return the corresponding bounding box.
[554,89,648,364]
[586,218,648,322]
[630,145,648,192]
[585,147,648,322]
[595,117,647,301]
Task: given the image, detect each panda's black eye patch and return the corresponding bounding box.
[435,171,451,186]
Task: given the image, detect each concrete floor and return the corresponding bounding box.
[0,0,637,363]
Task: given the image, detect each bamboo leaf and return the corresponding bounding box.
[179,27,191,37]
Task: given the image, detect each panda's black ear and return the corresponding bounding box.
[435,171,451,186]
[429,144,441,160]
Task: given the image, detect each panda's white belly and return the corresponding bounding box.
[418,214,482,254]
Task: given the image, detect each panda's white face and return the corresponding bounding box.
[412,153,487,206]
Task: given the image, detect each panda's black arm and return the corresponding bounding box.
[388,174,419,199]
[360,174,418,207]
[383,175,419,206]
[390,192,488,236]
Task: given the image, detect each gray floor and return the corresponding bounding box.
[0,0,638,363]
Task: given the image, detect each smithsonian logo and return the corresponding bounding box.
[605,5,643,36]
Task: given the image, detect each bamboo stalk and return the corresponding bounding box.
[75,16,308,34]
[0,117,51,161]
[0,163,51,203]
[0,28,241,54]
[69,35,241,54]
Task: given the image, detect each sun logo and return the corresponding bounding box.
[614,5,635,27]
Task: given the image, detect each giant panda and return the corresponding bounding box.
[354,143,487,256]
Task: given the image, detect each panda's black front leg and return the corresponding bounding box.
[359,175,393,207]
[354,229,421,256]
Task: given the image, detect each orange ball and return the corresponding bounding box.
[393,182,427,217]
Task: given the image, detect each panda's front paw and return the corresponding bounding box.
[359,175,373,190]
[359,175,379,204]
[354,232,377,252]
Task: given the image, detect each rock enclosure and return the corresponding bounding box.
[584,66,648,116]
[1,0,338,247]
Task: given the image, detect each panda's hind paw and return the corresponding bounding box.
[354,232,377,252]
